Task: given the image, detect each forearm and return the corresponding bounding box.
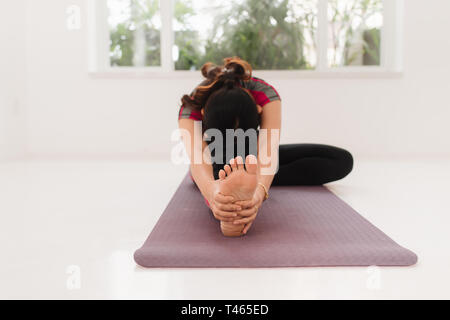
[256,99,281,200]
[178,118,216,202]
[257,122,279,196]
[255,158,276,203]
[258,173,274,195]
[190,162,216,203]
[257,134,279,192]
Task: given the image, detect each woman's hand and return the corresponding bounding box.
[208,180,242,222]
[233,187,265,234]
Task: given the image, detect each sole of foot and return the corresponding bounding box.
[218,155,258,237]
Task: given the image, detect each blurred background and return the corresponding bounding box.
[1,0,449,161]
[1,0,450,300]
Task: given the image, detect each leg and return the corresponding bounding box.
[272,144,353,186]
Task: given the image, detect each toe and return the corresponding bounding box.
[245,154,258,174]
[235,156,244,170]
[229,158,238,171]
[219,169,226,180]
[224,165,232,176]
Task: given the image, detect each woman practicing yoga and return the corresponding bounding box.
[178,57,353,237]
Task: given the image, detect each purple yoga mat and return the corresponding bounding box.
[134,175,417,268]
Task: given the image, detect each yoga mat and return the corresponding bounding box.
[134,175,417,268]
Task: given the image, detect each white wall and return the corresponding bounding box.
[0,0,27,161]
[24,0,450,159]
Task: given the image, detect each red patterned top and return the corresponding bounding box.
[178,76,281,121]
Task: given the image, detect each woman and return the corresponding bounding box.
[178,57,353,237]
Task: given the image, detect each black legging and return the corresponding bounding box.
[212,143,353,185]
[272,144,353,185]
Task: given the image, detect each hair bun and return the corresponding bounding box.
[201,62,221,80]
[220,68,240,89]
[190,57,253,109]
[223,56,252,81]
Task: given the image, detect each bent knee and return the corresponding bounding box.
[336,148,354,179]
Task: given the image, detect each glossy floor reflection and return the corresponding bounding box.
[0,158,448,299]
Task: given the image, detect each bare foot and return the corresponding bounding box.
[218,155,258,237]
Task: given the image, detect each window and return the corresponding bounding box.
[88,0,403,75]
[172,0,318,70]
[327,0,383,67]
[108,0,162,67]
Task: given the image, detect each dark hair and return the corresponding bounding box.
[181,56,259,131]
[181,56,254,111]
[181,57,260,170]
[203,85,259,132]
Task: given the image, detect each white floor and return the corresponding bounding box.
[0,157,449,299]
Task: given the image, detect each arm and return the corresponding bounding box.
[256,99,281,199]
[178,118,215,201]
[178,118,242,220]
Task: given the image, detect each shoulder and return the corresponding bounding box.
[178,104,202,121]
[178,79,209,121]
[241,76,281,107]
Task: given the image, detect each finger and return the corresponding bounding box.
[216,202,242,212]
[229,158,238,171]
[214,207,238,218]
[235,156,244,170]
[213,213,237,223]
[234,199,255,208]
[218,169,226,180]
[224,164,232,176]
[233,213,257,225]
[243,221,253,234]
[214,193,235,204]
[213,215,237,223]
[236,205,257,217]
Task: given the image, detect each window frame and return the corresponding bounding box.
[88,0,403,78]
